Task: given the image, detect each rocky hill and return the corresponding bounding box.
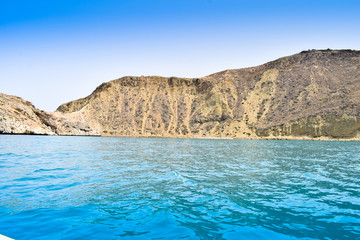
[0,93,99,136]
[56,49,360,140]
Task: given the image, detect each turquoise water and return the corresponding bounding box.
[0,136,359,240]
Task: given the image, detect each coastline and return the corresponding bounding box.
[100,135,360,142]
[2,132,359,141]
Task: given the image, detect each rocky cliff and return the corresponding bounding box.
[0,93,99,136]
[56,49,360,140]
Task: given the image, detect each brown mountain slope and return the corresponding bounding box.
[0,93,99,136]
[56,49,360,139]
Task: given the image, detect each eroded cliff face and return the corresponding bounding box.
[56,50,360,140]
[0,93,99,136]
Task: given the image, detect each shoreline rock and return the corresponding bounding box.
[0,93,100,136]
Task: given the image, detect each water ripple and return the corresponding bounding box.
[0,136,359,239]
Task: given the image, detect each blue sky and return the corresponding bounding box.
[1,0,360,111]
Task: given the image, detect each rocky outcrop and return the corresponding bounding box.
[56,49,360,140]
[0,93,100,136]
[0,93,54,135]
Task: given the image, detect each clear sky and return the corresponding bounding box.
[1,0,360,111]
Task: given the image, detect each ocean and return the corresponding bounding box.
[0,135,359,239]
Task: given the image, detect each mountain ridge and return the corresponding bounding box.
[2,49,360,140]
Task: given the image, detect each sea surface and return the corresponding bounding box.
[0,135,359,240]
